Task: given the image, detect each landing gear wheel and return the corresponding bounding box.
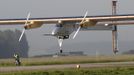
[60,49,63,53]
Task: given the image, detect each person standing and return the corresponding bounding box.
[13,53,21,66]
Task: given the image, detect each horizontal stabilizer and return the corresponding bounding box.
[44,34,54,36]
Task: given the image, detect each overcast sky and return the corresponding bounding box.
[0,0,134,56]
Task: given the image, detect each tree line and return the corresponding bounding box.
[0,29,29,58]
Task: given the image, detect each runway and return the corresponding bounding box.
[0,62,134,72]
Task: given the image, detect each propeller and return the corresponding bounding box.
[73,11,88,39]
[19,12,31,42]
[52,28,56,35]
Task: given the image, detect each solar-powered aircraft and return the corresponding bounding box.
[0,12,134,54]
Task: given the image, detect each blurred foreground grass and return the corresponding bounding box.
[0,55,134,66]
[1,67,134,75]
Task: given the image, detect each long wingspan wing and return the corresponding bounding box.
[0,14,134,29]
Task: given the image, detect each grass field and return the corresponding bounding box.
[1,67,134,75]
[1,55,134,75]
[0,55,134,66]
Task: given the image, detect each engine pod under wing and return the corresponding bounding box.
[24,21,43,29]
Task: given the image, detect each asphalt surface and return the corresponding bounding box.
[0,62,134,72]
